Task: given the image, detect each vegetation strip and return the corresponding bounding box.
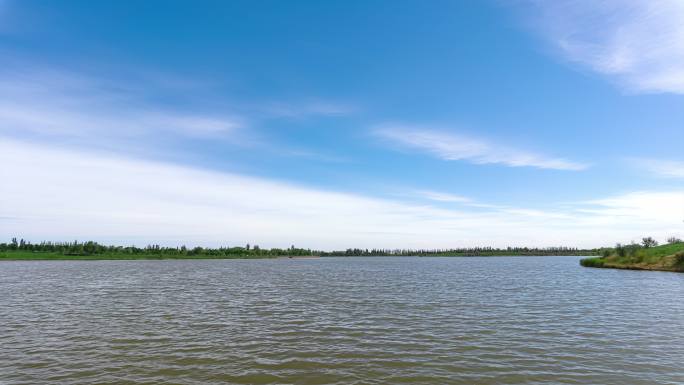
[1,238,597,260]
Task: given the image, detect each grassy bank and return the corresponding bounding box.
[580,242,684,272]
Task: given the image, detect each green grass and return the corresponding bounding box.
[580,242,684,272]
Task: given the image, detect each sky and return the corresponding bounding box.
[1,0,683,249]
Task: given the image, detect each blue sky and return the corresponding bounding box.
[1,0,683,248]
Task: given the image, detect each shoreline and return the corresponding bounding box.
[581,262,684,273]
[0,253,592,261]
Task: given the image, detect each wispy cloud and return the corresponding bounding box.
[2,139,679,249]
[632,158,684,178]
[579,191,684,223]
[282,148,351,163]
[0,63,360,163]
[375,125,588,171]
[416,190,472,203]
[0,67,244,141]
[524,0,684,94]
[263,101,355,119]
[415,190,573,220]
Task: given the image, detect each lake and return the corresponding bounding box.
[1,256,683,384]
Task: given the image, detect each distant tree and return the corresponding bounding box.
[667,236,682,244]
[642,237,658,248]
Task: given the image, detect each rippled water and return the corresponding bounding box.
[1,256,683,384]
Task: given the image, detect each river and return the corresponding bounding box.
[1,256,683,384]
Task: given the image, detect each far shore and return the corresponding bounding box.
[0,239,602,261]
[0,252,594,261]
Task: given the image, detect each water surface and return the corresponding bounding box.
[1,256,683,384]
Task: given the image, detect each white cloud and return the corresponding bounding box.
[0,68,244,141]
[526,0,684,94]
[633,158,684,178]
[1,139,681,249]
[375,125,587,171]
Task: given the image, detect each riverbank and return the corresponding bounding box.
[0,251,279,260]
[580,242,684,272]
[0,251,590,260]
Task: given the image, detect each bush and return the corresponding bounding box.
[580,257,605,268]
[674,252,684,266]
[642,237,658,248]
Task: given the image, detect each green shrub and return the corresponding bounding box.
[580,257,604,268]
[674,252,684,267]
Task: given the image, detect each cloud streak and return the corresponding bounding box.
[580,191,684,223]
[525,0,684,94]
[633,158,684,179]
[0,63,358,164]
[375,125,587,171]
[415,190,574,220]
[0,67,244,141]
[263,101,355,118]
[416,190,472,203]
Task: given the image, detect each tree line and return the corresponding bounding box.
[1,238,598,257]
[600,236,683,258]
[324,246,594,256]
[0,238,314,257]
